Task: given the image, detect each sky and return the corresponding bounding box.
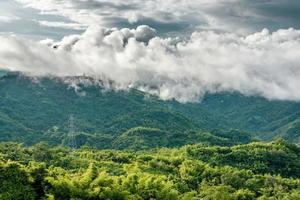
[2,0,300,39]
[0,0,300,102]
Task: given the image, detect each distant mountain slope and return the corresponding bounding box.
[106,109,199,134]
[182,93,300,134]
[0,73,201,135]
[271,118,300,143]
[0,72,299,147]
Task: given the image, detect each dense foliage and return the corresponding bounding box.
[1,140,300,199]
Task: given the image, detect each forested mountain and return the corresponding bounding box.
[0,72,299,148]
[1,73,300,199]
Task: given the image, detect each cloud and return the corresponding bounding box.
[0,15,20,23]
[0,1,85,40]
[15,0,300,36]
[0,25,300,103]
[37,20,87,31]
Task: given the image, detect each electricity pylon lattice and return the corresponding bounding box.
[67,114,77,149]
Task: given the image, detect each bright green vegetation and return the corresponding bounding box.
[1,140,300,200]
[0,73,299,148]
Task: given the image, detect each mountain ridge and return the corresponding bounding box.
[0,72,299,148]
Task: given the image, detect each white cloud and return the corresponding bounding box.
[0,25,300,103]
[37,20,87,30]
[14,0,273,34]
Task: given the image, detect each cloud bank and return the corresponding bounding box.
[1,25,300,103]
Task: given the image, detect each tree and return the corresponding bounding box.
[0,161,36,200]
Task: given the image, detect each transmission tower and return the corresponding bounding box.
[67,114,77,149]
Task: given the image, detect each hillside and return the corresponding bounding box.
[0,72,299,148]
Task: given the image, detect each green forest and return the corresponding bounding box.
[1,73,300,199]
[0,73,300,147]
[1,140,300,200]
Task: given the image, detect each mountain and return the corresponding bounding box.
[271,118,300,143]
[0,72,299,148]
